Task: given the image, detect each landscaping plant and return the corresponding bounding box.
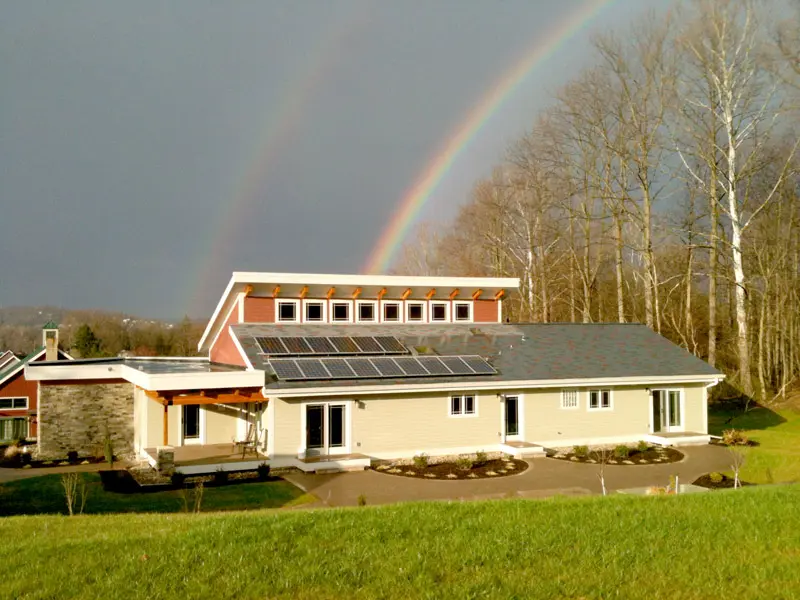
[357,494,367,507]
[213,468,229,485]
[475,450,488,466]
[709,472,724,484]
[103,423,115,468]
[637,440,649,453]
[455,456,473,471]
[572,445,589,458]
[722,429,749,446]
[171,472,186,488]
[412,453,429,469]
[256,463,271,481]
[614,445,630,459]
[60,473,88,516]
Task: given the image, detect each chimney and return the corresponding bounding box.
[42,321,59,361]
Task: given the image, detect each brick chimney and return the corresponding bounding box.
[42,321,59,361]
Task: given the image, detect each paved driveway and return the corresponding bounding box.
[283,445,733,507]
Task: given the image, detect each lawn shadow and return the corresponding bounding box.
[709,382,787,435]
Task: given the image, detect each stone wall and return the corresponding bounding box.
[38,382,134,459]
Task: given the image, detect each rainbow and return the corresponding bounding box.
[362,0,612,275]
[189,5,372,316]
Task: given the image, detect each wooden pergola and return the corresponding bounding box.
[143,387,263,446]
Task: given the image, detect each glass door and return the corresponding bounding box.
[305,404,347,456]
[504,396,520,440]
[652,390,682,433]
[182,405,201,444]
[306,405,325,456]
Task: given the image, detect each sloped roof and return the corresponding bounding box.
[0,347,73,387]
[229,322,722,390]
[42,320,59,329]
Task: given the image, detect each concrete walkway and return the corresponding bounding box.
[283,445,733,507]
[0,462,127,483]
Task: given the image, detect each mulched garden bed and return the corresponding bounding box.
[0,455,107,469]
[110,467,274,493]
[550,445,684,465]
[372,457,528,480]
[692,473,755,489]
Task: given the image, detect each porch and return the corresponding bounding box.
[143,443,268,476]
[294,452,371,473]
[644,431,711,447]
[499,440,547,459]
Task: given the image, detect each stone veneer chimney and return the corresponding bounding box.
[42,321,59,361]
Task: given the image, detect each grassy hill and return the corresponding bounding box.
[1,485,798,599]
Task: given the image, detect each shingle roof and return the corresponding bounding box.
[230,322,721,390]
[0,347,44,386]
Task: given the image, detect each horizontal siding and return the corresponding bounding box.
[473,299,498,322]
[204,404,239,444]
[683,383,707,433]
[272,397,303,459]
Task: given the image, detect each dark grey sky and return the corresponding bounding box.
[0,0,671,319]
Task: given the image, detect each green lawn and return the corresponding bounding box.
[0,473,312,516]
[708,406,800,484]
[1,486,799,599]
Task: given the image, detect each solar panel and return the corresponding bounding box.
[462,355,496,374]
[351,336,383,353]
[322,358,356,378]
[281,337,313,354]
[440,356,473,375]
[297,359,330,379]
[329,337,360,353]
[394,356,429,376]
[270,359,303,379]
[256,337,288,355]
[375,336,407,353]
[371,357,404,377]
[417,356,451,375]
[306,337,337,354]
[347,357,381,378]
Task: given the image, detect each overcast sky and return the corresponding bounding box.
[0,0,673,319]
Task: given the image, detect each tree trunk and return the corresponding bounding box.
[614,211,625,322]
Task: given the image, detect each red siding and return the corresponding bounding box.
[474,299,499,323]
[243,296,275,323]
[210,305,246,367]
[0,370,39,437]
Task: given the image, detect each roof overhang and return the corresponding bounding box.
[264,374,725,399]
[25,360,264,392]
[198,272,520,352]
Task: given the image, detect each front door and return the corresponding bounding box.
[652,390,682,433]
[504,396,521,441]
[182,404,201,444]
[305,404,346,457]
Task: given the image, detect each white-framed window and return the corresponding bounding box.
[453,301,472,322]
[430,302,449,322]
[560,389,579,409]
[588,389,612,411]
[277,300,300,322]
[303,300,325,322]
[356,301,377,322]
[0,397,28,410]
[331,301,352,323]
[382,301,401,322]
[0,417,27,441]
[406,301,426,322]
[449,394,477,417]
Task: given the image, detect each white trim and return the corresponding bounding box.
[380,300,402,323]
[0,348,45,387]
[497,298,502,322]
[0,396,29,410]
[229,328,254,370]
[448,393,478,418]
[276,299,300,323]
[238,293,244,322]
[329,299,354,323]
[298,399,351,456]
[179,403,206,446]
[207,299,240,359]
[303,299,327,323]
[198,275,238,351]
[587,388,613,412]
[429,301,450,323]
[405,301,426,323]
[560,389,579,409]
[355,300,378,323]
[266,396,275,457]
[453,301,473,323]
[650,388,685,433]
[501,393,524,442]
[703,380,720,434]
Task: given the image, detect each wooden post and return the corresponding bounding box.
[163,403,169,446]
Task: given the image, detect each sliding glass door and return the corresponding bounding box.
[652,390,682,433]
[305,403,347,456]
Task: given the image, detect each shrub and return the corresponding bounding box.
[357,494,367,507]
[475,450,488,466]
[709,472,724,484]
[455,456,473,471]
[637,440,650,453]
[614,445,630,459]
[171,472,186,488]
[256,463,271,481]
[67,450,79,463]
[412,453,429,469]
[213,468,229,485]
[722,429,749,446]
[572,445,589,459]
[4,443,20,460]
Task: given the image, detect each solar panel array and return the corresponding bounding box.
[255,335,408,356]
[268,355,496,381]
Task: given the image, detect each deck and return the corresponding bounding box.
[143,443,268,475]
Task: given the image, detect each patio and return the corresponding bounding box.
[143,443,268,475]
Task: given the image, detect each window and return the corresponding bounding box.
[304,301,324,322]
[382,302,400,322]
[0,398,27,410]
[431,302,449,322]
[454,302,472,322]
[0,418,27,441]
[357,301,376,322]
[450,395,476,416]
[560,390,578,409]
[277,301,298,322]
[332,302,350,322]
[407,302,425,322]
[589,389,612,410]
